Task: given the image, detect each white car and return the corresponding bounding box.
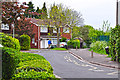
[60,42,67,49]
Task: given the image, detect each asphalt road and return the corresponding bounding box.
[32,50,119,79]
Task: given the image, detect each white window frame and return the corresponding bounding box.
[53,27,57,33]
[1,24,9,30]
[40,25,48,33]
[63,27,69,33]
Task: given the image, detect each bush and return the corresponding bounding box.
[12,52,55,79]
[20,34,31,50]
[67,39,80,48]
[2,47,20,79]
[2,47,56,79]
[60,37,67,42]
[90,41,108,54]
[0,33,20,51]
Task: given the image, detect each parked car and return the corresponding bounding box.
[60,42,67,49]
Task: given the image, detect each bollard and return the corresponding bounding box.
[91,50,93,58]
[76,46,77,50]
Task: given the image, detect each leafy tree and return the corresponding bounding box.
[57,4,84,39]
[24,1,35,18]
[49,4,66,47]
[72,25,93,47]
[2,2,28,36]
[41,2,48,19]
[15,18,35,38]
[35,7,42,19]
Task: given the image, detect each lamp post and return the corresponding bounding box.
[12,23,14,38]
[116,0,119,26]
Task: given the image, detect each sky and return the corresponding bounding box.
[19,0,117,29]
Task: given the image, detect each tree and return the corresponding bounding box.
[35,7,42,19]
[49,4,66,47]
[15,18,35,38]
[24,1,35,18]
[72,25,93,47]
[2,1,28,35]
[57,4,84,39]
[41,2,48,19]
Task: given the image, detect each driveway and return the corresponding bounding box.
[28,49,118,79]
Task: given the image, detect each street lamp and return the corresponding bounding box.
[116,0,119,26]
[11,23,14,38]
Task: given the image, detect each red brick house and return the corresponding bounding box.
[1,18,71,49]
[30,18,71,49]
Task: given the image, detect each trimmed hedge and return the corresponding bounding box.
[20,34,31,50]
[2,47,56,79]
[0,32,20,51]
[67,39,80,48]
[2,47,20,79]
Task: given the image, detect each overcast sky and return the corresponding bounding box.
[19,0,117,29]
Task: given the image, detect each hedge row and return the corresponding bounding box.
[110,25,120,62]
[2,47,56,79]
[67,39,80,48]
[0,33,20,51]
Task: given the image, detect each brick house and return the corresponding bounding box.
[1,18,71,49]
[30,18,71,49]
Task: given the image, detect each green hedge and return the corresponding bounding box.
[2,47,20,79]
[2,47,56,79]
[110,25,120,62]
[90,41,108,54]
[67,39,80,48]
[20,34,31,50]
[0,33,20,51]
[13,52,55,79]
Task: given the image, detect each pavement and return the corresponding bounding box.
[68,48,120,70]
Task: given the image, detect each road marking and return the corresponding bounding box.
[107,71,118,75]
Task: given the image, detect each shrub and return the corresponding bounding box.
[2,47,20,79]
[60,37,67,42]
[0,33,20,51]
[90,41,108,52]
[20,34,31,50]
[67,39,80,48]
[12,52,55,79]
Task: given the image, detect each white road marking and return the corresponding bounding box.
[107,71,118,75]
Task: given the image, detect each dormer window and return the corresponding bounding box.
[40,25,48,32]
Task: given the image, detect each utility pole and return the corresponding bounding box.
[116,0,119,26]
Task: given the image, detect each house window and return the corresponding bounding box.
[53,27,60,33]
[1,24,9,30]
[53,39,57,45]
[40,25,48,32]
[32,38,35,44]
[63,27,69,33]
[53,28,57,33]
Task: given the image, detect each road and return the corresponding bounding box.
[31,50,119,79]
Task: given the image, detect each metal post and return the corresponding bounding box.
[12,23,15,38]
[116,0,119,26]
[91,50,93,58]
[76,46,77,50]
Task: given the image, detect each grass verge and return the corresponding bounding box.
[51,48,67,51]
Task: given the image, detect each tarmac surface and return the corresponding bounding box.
[22,49,119,79]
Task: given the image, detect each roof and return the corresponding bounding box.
[29,18,69,27]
